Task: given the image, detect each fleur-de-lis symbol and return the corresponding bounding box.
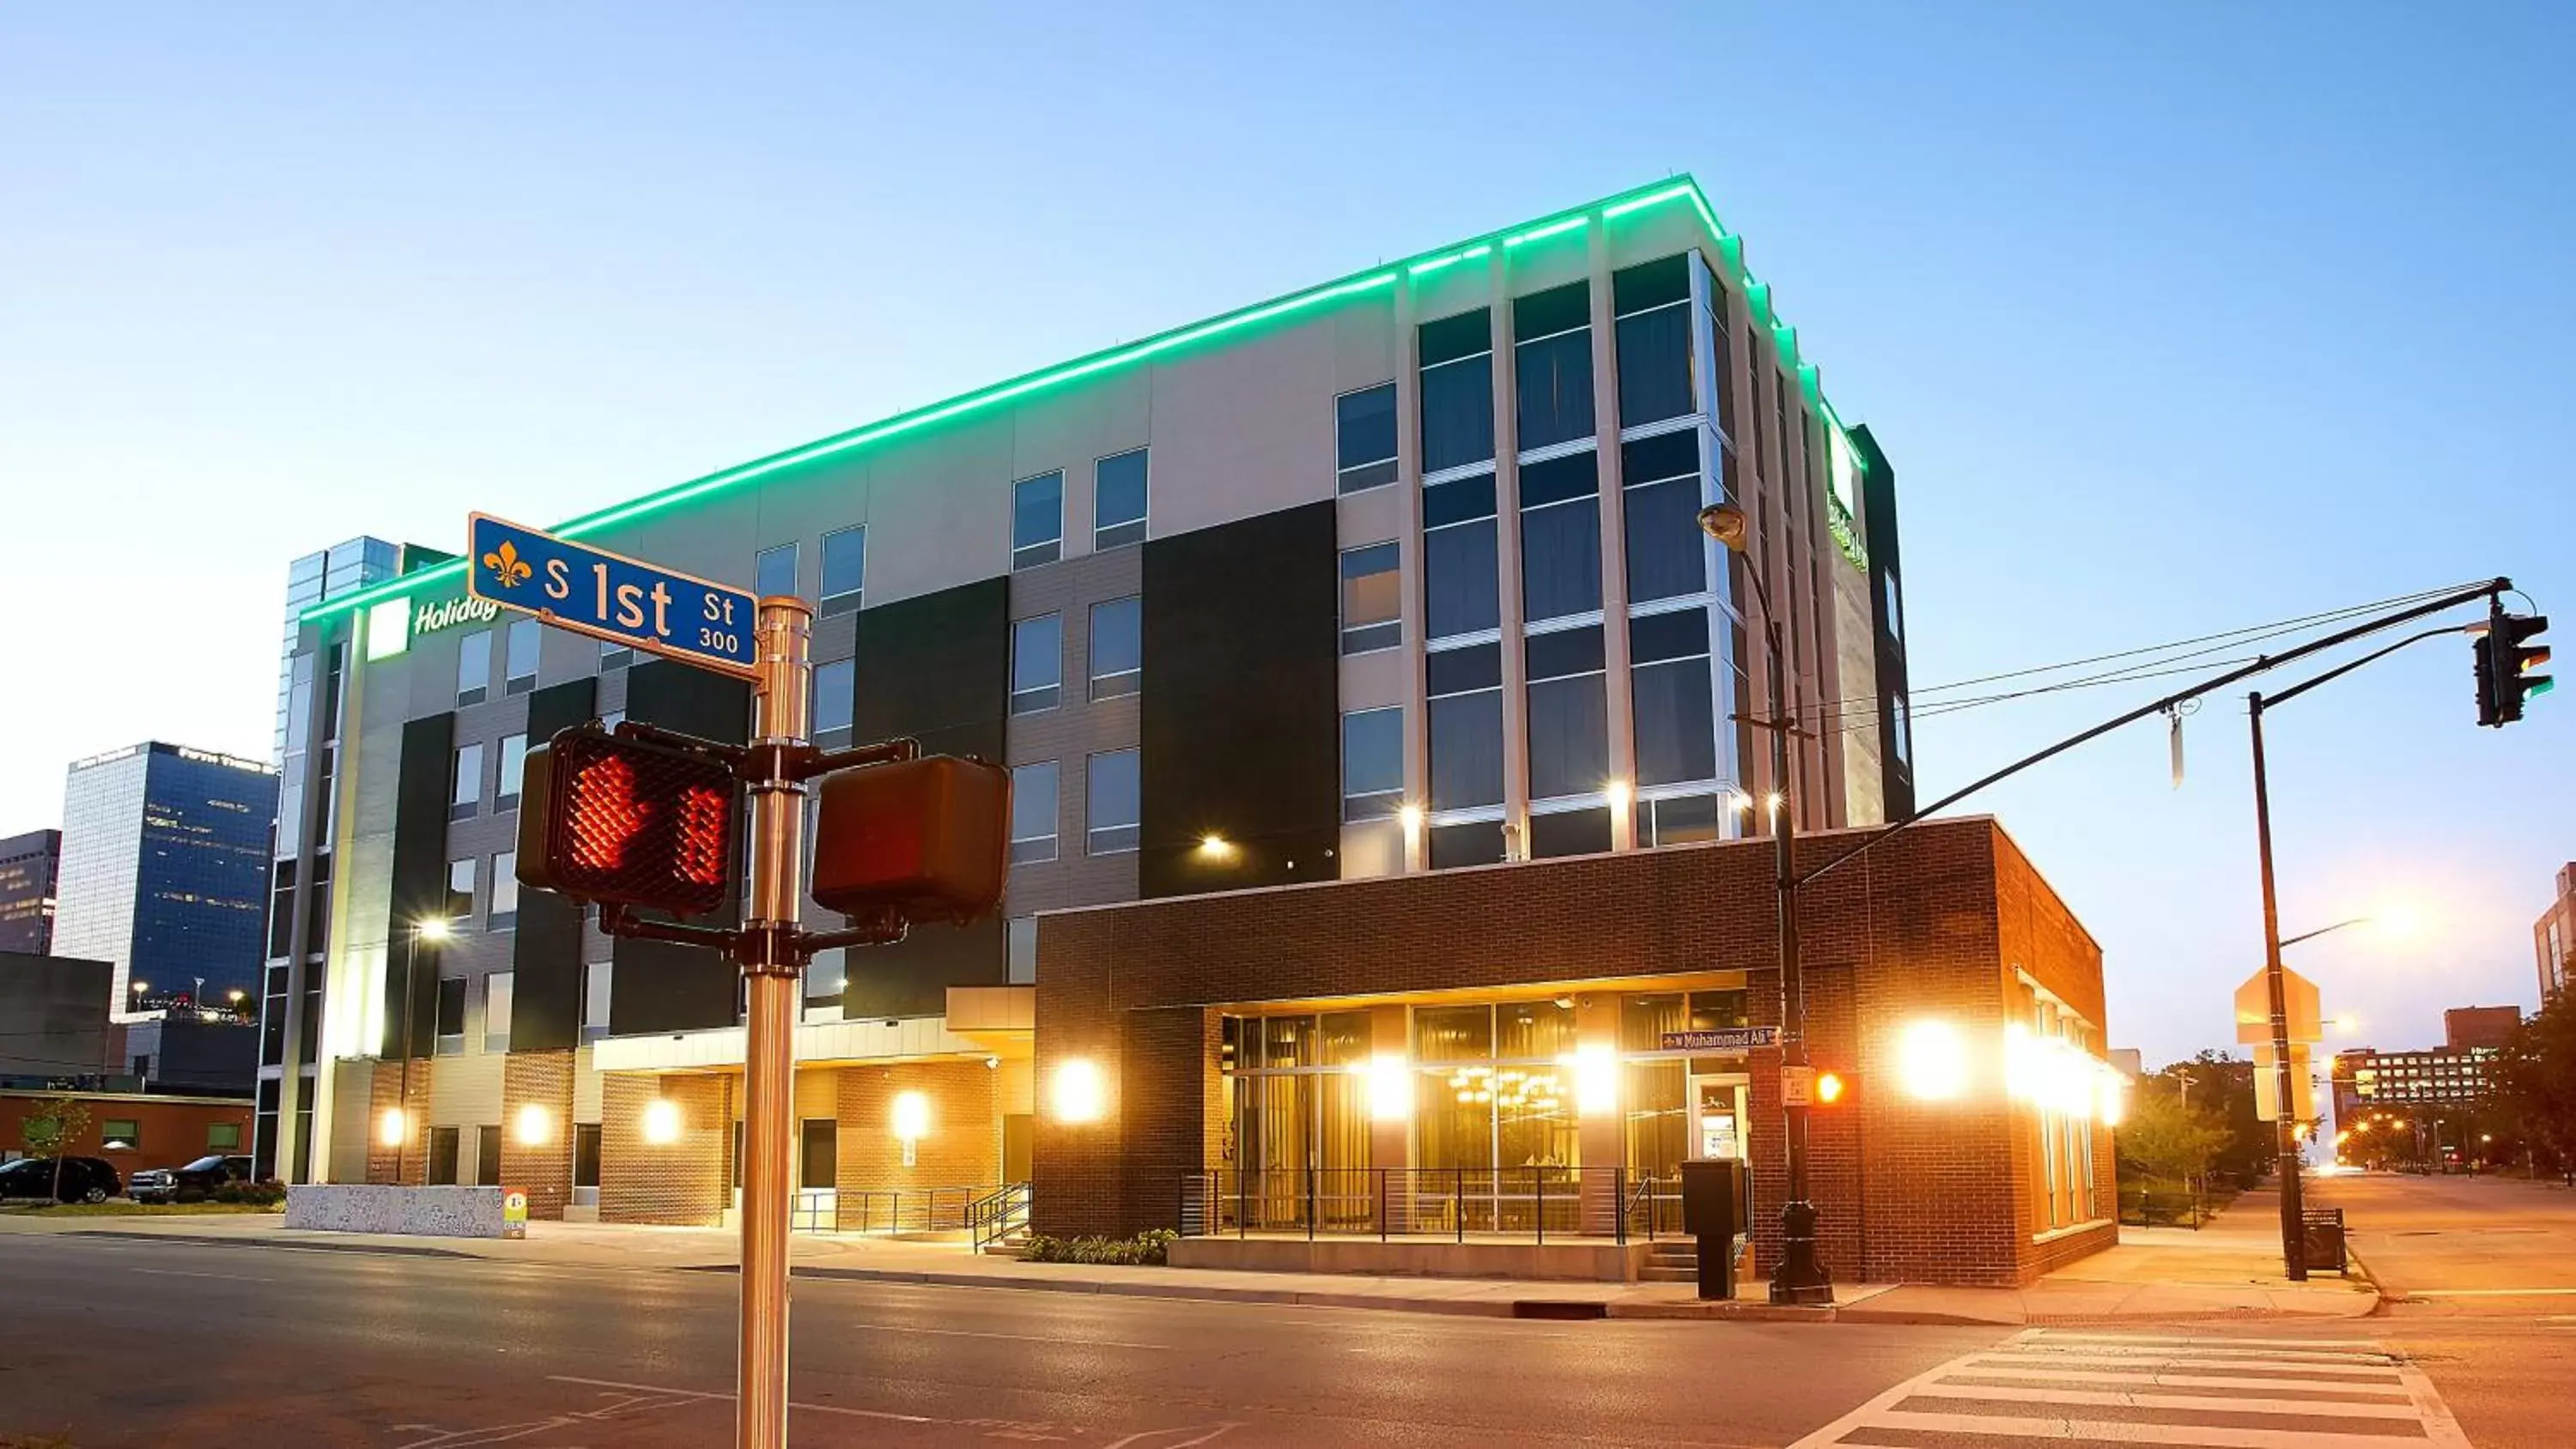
[482,538,532,589]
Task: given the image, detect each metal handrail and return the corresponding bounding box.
[837,1184,999,1235]
[968,1182,1031,1252]
[1179,1167,1656,1243]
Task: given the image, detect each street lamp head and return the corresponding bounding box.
[130,981,148,995]
[416,919,453,943]
[1696,502,1751,552]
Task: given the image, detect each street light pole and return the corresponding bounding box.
[1698,502,1831,1307]
[2247,692,2308,1282]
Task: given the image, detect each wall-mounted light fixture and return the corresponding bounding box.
[890,1089,930,1167]
[1051,1058,1106,1124]
[514,1101,555,1148]
[641,1097,683,1145]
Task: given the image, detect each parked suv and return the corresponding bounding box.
[0,1155,123,1203]
[129,1155,254,1203]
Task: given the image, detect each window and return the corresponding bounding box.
[505,617,540,694]
[1427,644,1504,811]
[428,1126,460,1185]
[1613,255,1695,428]
[1336,383,1398,492]
[1423,475,1499,640]
[1890,692,1912,766]
[1094,449,1148,549]
[1429,821,1506,870]
[583,961,612,1040]
[1086,749,1139,855]
[1089,597,1141,700]
[457,630,491,706]
[1637,791,1725,847]
[819,527,866,615]
[1340,543,1401,654]
[434,976,467,1056]
[1631,609,1718,786]
[451,743,483,820]
[800,1119,837,1190]
[1341,707,1404,822]
[483,972,513,1053]
[1012,472,1063,568]
[206,1122,242,1152]
[1513,282,1594,451]
[1006,916,1037,985]
[1529,807,1611,860]
[1526,626,1607,801]
[496,733,527,810]
[446,858,476,925]
[1419,309,1494,474]
[756,543,797,601]
[1010,762,1059,864]
[1622,431,1709,604]
[1518,452,1601,622]
[574,1125,602,1189]
[490,851,519,928]
[1881,568,1904,642]
[599,639,633,670]
[100,1119,140,1152]
[1011,615,1062,714]
[814,659,855,742]
[476,1125,502,1186]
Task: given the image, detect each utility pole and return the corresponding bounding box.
[2246,692,2307,1282]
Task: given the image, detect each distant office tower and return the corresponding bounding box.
[0,828,61,955]
[53,743,276,1021]
[2444,1004,2520,1052]
[2536,863,2576,1001]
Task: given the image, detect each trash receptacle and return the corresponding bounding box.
[1679,1160,1746,1300]
[2300,1207,2346,1273]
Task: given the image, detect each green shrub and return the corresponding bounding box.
[1019,1228,1178,1266]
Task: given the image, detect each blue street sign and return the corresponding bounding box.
[1660,1027,1779,1053]
[466,513,761,678]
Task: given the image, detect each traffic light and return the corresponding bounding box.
[519,725,740,916]
[1814,1070,1849,1106]
[811,755,1012,922]
[2473,603,2552,727]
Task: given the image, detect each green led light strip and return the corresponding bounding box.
[307,172,1854,626]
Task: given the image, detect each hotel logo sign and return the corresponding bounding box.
[415,596,501,634]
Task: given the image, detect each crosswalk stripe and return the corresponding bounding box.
[1852,1409,2433,1446]
[1792,1329,2473,1449]
[1900,1381,2422,1420]
[1938,1364,2415,1397]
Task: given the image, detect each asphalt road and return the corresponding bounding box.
[2312,1169,2576,1310]
[3,1177,2569,1449]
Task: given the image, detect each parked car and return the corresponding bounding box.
[0,1155,123,1203]
[129,1155,255,1203]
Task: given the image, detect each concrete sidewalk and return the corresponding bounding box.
[0,1191,2375,1325]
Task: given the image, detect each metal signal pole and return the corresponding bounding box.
[2246,692,2307,1282]
[738,596,812,1449]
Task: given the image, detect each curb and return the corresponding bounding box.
[699,1261,1558,1317]
[65,1228,471,1259]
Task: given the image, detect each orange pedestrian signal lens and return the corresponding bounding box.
[519,727,740,917]
[1814,1071,1847,1106]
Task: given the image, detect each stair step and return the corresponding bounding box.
[1639,1266,1698,1282]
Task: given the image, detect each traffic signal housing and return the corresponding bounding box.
[2474,604,2552,727]
[518,726,740,916]
[811,755,1012,924]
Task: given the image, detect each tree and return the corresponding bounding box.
[2116,1089,2233,1191]
[2494,994,2576,1179]
[21,1093,92,1205]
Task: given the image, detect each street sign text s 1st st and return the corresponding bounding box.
[467,513,760,679]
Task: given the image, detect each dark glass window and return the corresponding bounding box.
[1012,473,1063,569]
[1613,255,1691,315]
[1618,303,1693,429]
[800,1119,837,1191]
[434,975,466,1039]
[456,630,490,706]
[813,658,855,739]
[1424,477,1499,640]
[450,743,483,820]
[1637,791,1725,847]
[505,618,539,694]
[1527,627,1607,800]
[476,1125,502,1186]
[1518,452,1601,622]
[1631,609,1716,786]
[1514,282,1594,450]
[756,543,797,600]
[1419,310,1494,474]
[1089,597,1141,699]
[1429,821,1506,870]
[1530,808,1612,859]
[574,1125,602,1189]
[1010,615,1060,714]
[1086,749,1140,855]
[1340,543,1401,654]
[1428,644,1504,811]
[1095,449,1148,549]
[1622,430,1709,604]
[444,858,475,924]
[1009,761,1058,864]
[496,733,526,809]
[428,1127,460,1185]
[1336,384,1399,492]
[820,527,866,615]
[1342,707,1404,822]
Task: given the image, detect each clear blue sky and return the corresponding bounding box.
[3,3,2567,1065]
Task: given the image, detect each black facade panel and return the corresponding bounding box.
[508,676,598,1052]
[382,713,454,1059]
[608,660,751,1035]
[1852,423,1915,821]
[1139,501,1341,898]
[838,577,1012,1017]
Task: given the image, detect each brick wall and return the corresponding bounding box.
[2,1090,257,1179]
[365,1057,433,1185]
[599,1072,730,1226]
[831,1060,1002,1230]
[1033,815,2112,1286]
[500,1050,575,1221]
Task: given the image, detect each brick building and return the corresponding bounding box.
[3,1088,254,1178]
[1033,815,2117,1287]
